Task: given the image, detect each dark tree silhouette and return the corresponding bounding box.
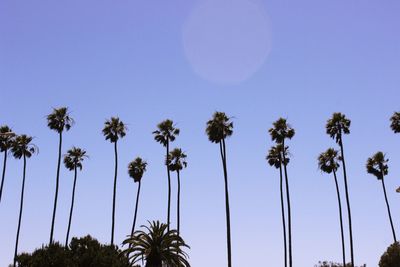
[11,134,38,267]
[269,118,295,267]
[153,119,180,231]
[318,148,346,267]
[379,242,400,267]
[326,112,354,267]
[390,112,400,133]
[366,152,397,243]
[47,107,74,244]
[63,147,88,247]
[102,117,127,245]
[0,125,15,204]
[206,111,233,267]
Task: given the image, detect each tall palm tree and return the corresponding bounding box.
[366,152,397,243]
[269,118,295,267]
[122,221,190,267]
[206,111,233,267]
[128,157,148,237]
[390,112,400,133]
[326,112,354,267]
[0,125,15,204]
[152,119,180,231]
[63,147,87,247]
[167,148,187,236]
[266,144,289,267]
[47,107,74,244]
[11,134,38,267]
[102,117,127,245]
[318,148,346,267]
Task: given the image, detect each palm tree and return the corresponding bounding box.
[366,152,397,243]
[318,148,346,267]
[266,144,289,267]
[47,107,74,244]
[0,125,15,204]
[122,221,190,267]
[102,117,127,245]
[206,111,233,267]
[128,157,148,237]
[153,119,180,231]
[63,147,87,247]
[167,148,187,236]
[390,112,400,133]
[269,118,295,267]
[326,112,354,267]
[11,134,37,266]
[397,187,400,193]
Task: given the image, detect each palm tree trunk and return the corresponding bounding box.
[279,162,288,267]
[0,150,8,204]
[381,177,397,243]
[111,141,118,245]
[166,140,171,232]
[14,154,26,267]
[177,170,181,236]
[65,166,78,247]
[50,132,62,244]
[220,139,232,267]
[282,141,292,267]
[339,139,354,267]
[333,170,346,267]
[131,181,141,237]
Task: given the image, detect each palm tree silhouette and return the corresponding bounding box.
[63,147,87,247]
[206,111,233,267]
[153,119,180,231]
[326,112,354,267]
[266,144,288,267]
[366,152,397,243]
[11,134,37,267]
[128,157,147,237]
[167,148,187,236]
[102,117,127,245]
[122,221,190,267]
[390,112,400,133]
[269,118,295,267]
[318,148,346,267]
[0,125,15,204]
[47,107,74,244]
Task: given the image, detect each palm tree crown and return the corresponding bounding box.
[152,119,180,146]
[206,111,233,143]
[390,112,400,133]
[366,151,388,180]
[47,107,74,133]
[326,113,351,144]
[167,148,187,172]
[11,135,38,159]
[266,144,289,168]
[63,147,87,171]
[269,118,295,144]
[0,125,15,152]
[128,157,148,183]
[318,148,341,174]
[102,117,127,143]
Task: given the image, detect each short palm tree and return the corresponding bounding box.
[266,144,289,267]
[102,117,127,245]
[63,147,87,247]
[390,112,400,133]
[206,111,233,267]
[0,125,15,204]
[128,157,147,237]
[269,118,295,267]
[122,221,190,267]
[153,119,180,231]
[318,148,346,267]
[47,107,74,244]
[11,134,37,267]
[366,152,397,243]
[167,148,187,236]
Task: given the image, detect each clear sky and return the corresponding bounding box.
[0,0,399,266]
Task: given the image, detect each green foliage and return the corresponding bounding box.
[269,118,295,144]
[11,135,38,159]
[167,148,187,172]
[390,112,400,133]
[318,148,341,174]
[366,151,389,180]
[102,117,127,143]
[63,147,87,171]
[128,157,148,183]
[47,107,74,133]
[315,261,365,267]
[326,113,351,144]
[152,119,180,147]
[0,125,15,152]
[266,144,289,168]
[379,242,400,267]
[206,111,233,143]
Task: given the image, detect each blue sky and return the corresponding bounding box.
[0,0,399,266]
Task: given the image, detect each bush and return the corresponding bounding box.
[379,242,400,267]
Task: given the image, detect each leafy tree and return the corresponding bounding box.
[314,261,364,267]
[153,119,180,231]
[379,242,400,267]
[390,112,400,133]
[122,221,190,267]
[47,107,74,244]
[206,111,233,267]
[318,148,346,267]
[366,152,397,243]
[326,112,354,267]
[102,117,127,245]
[0,125,15,204]
[11,134,38,266]
[63,147,88,247]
